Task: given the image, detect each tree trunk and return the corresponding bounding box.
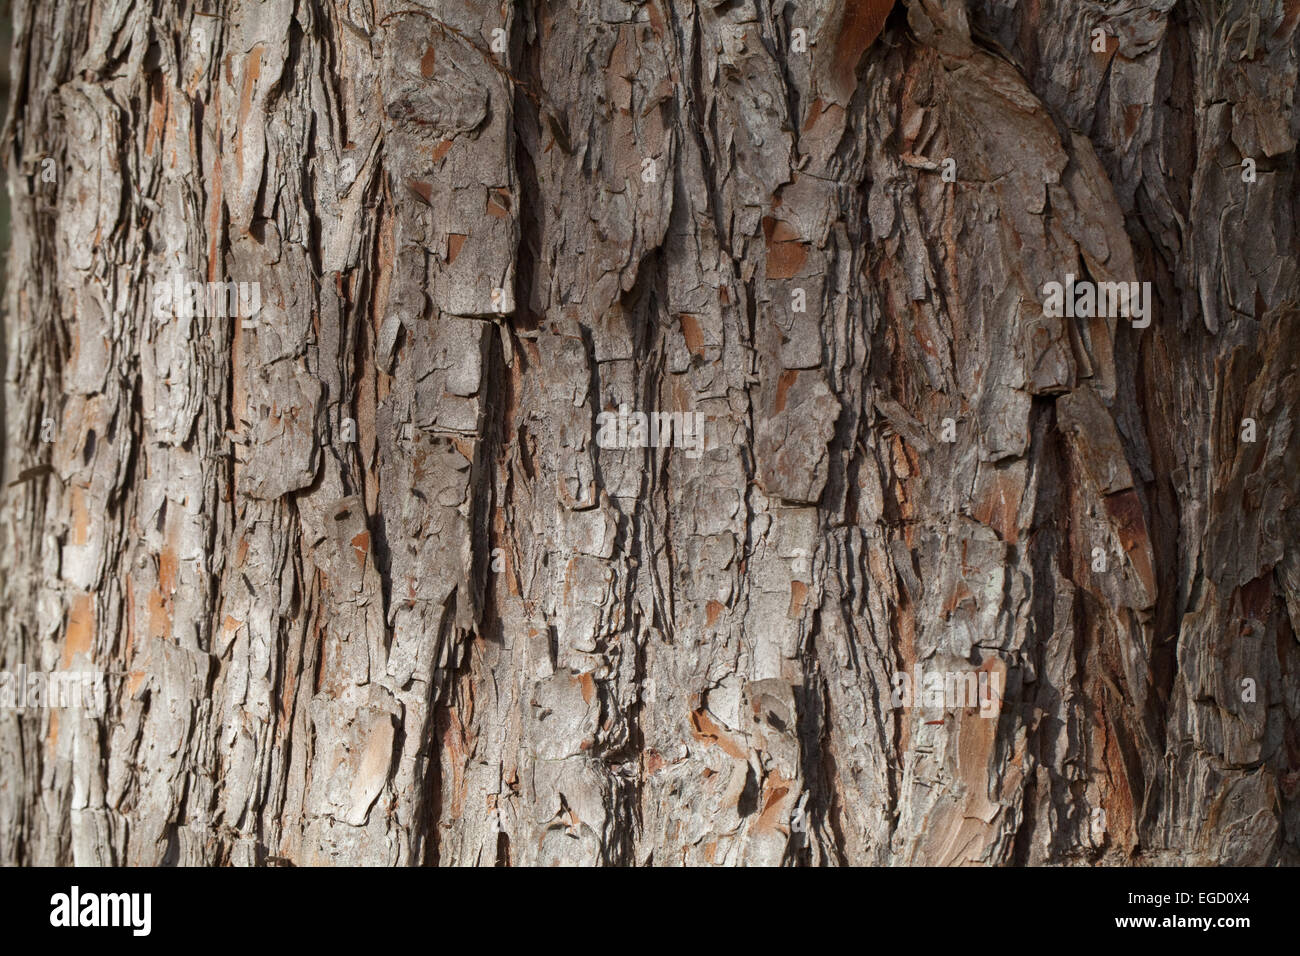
[2,0,1297,866]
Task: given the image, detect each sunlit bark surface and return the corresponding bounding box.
[2,0,1297,866]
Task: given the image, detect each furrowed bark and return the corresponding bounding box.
[1,0,1296,866]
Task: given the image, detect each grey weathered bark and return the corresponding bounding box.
[1,0,1297,866]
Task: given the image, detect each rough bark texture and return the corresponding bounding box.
[2,0,1297,866]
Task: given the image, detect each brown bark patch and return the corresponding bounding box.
[235,44,264,177]
[788,580,808,618]
[431,139,454,163]
[1103,489,1156,599]
[46,711,60,753]
[440,708,468,818]
[488,188,512,216]
[831,0,895,99]
[754,772,794,834]
[645,749,666,775]
[942,580,974,617]
[973,468,1023,544]
[1124,104,1143,138]
[206,154,225,280]
[145,72,168,158]
[705,599,724,627]
[148,592,171,641]
[70,487,89,545]
[1274,0,1300,39]
[408,179,433,205]
[774,369,799,413]
[159,544,177,594]
[689,707,748,759]
[1098,708,1138,852]
[763,216,809,279]
[222,615,243,642]
[62,594,94,667]
[447,233,467,265]
[646,0,666,39]
[1090,32,1118,61]
[350,531,369,570]
[678,313,705,356]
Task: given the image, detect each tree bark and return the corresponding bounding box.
[2,0,1297,866]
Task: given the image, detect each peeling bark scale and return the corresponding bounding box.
[1,0,1297,867]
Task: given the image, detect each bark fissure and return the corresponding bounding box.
[2,0,1297,866]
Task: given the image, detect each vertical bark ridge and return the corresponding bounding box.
[2,0,1296,866]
